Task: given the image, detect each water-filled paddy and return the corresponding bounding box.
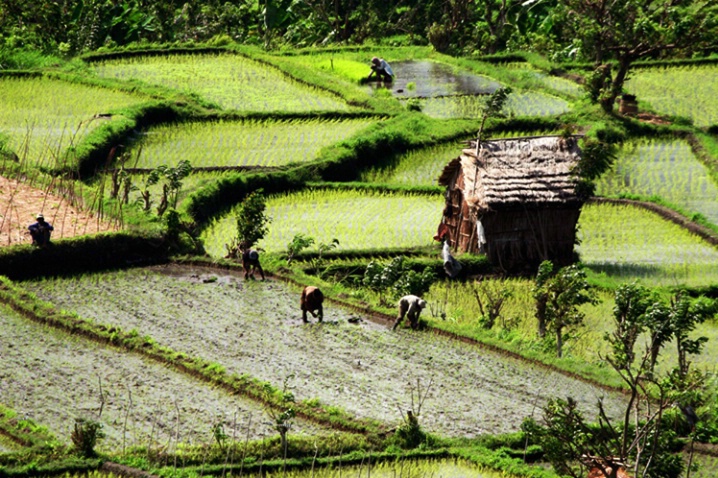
[596,139,718,226]
[378,60,500,98]
[24,265,628,438]
[0,303,322,451]
[91,53,350,112]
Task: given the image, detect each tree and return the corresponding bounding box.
[556,0,718,112]
[470,279,513,329]
[286,233,315,265]
[156,160,192,211]
[262,376,296,465]
[478,0,523,54]
[477,86,512,143]
[532,261,597,357]
[235,189,271,249]
[524,284,716,478]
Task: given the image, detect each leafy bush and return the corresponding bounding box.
[70,418,104,457]
[363,256,435,305]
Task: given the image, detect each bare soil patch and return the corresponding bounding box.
[23,264,629,439]
[0,175,117,247]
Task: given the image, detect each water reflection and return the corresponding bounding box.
[367,60,499,98]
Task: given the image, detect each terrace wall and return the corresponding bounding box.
[0,232,168,280]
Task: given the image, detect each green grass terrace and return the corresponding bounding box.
[90,52,354,113]
[0,75,147,168]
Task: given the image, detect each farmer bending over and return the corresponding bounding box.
[393,294,427,330]
[28,214,54,247]
[301,286,324,323]
[368,57,394,82]
[240,242,265,280]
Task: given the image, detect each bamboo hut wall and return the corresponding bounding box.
[441,168,465,250]
[480,207,580,271]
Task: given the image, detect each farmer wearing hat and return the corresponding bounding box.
[368,57,394,82]
[28,214,54,247]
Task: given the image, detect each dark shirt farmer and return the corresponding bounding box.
[28,214,53,247]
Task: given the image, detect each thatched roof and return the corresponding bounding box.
[439,135,583,213]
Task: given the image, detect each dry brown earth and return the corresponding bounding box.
[0,175,116,246]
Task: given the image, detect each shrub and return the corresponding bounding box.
[70,418,104,457]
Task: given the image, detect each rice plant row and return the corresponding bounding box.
[0,76,146,167]
[426,274,718,374]
[244,459,504,477]
[200,189,444,257]
[23,266,628,437]
[202,189,718,287]
[359,130,559,187]
[596,138,718,226]
[625,64,718,127]
[91,53,351,112]
[503,61,584,98]
[128,118,375,169]
[0,303,321,452]
[413,91,570,119]
[577,202,718,287]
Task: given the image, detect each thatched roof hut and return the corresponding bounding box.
[437,135,584,273]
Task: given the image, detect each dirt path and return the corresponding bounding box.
[0,175,117,247]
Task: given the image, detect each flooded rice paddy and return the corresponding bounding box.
[22,264,629,439]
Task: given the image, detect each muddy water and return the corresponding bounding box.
[369,60,499,98]
[24,265,628,438]
[0,303,323,451]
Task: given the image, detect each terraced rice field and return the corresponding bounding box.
[0,175,117,246]
[538,74,584,97]
[503,62,584,97]
[127,118,375,169]
[23,264,629,438]
[625,64,718,127]
[596,139,718,226]
[0,76,145,167]
[91,53,350,112]
[576,202,718,287]
[386,60,500,97]
[359,141,466,186]
[201,189,444,257]
[414,92,570,119]
[247,458,504,477]
[425,276,718,374]
[0,303,323,452]
[359,131,558,187]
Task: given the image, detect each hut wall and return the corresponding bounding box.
[480,207,581,272]
[441,169,468,250]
